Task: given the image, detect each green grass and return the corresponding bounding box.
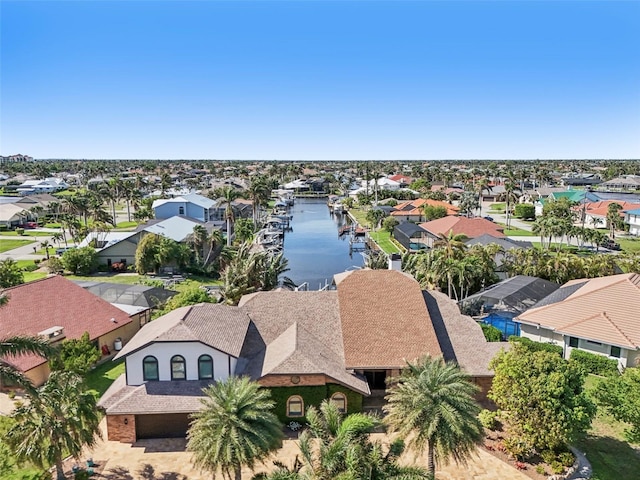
[617,237,640,254]
[0,230,44,237]
[575,375,640,480]
[23,272,48,283]
[115,221,138,230]
[0,239,35,253]
[44,222,62,228]
[0,417,47,480]
[503,227,533,236]
[85,359,126,398]
[65,273,221,290]
[368,230,402,254]
[488,202,506,212]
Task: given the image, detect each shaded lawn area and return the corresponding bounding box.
[0,239,35,253]
[368,230,402,254]
[66,273,222,291]
[577,375,640,480]
[86,359,125,398]
[488,202,505,212]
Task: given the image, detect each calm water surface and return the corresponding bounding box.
[282,198,364,289]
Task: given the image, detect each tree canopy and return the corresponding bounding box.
[489,342,595,458]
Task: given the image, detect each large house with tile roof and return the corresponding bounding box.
[99,269,506,442]
[390,198,459,223]
[515,273,640,369]
[419,216,505,239]
[0,276,149,387]
[624,208,640,236]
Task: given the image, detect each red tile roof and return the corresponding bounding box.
[579,201,640,218]
[0,276,132,371]
[391,199,459,217]
[419,216,505,238]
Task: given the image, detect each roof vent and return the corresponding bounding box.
[37,326,66,343]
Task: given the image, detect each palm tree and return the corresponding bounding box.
[257,401,431,480]
[248,176,271,226]
[502,180,520,229]
[39,240,52,260]
[475,177,492,217]
[187,376,282,480]
[6,371,102,480]
[219,186,242,247]
[384,356,484,478]
[0,335,53,392]
[606,202,624,239]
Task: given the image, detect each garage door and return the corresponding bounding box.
[135,413,192,439]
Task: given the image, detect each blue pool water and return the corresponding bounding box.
[483,312,521,339]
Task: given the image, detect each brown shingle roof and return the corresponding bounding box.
[517,273,640,349]
[0,276,132,371]
[115,303,250,359]
[425,290,508,376]
[419,216,505,238]
[336,270,442,369]
[98,374,212,414]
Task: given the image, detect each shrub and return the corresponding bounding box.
[535,465,546,475]
[478,409,499,430]
[514,203,536,220]
[21,263,38,272]
[46,257,64,274]
[62,246,98,275]
[49,332,101,375]
[15,228,24,235]
[550,460,564,475]
[508,336,563,356]
[540,449,557,465]
[481,323,503,342]
[503,436,531,460]
[558,451,574,467]
[382,216,399,233]
[569,349,619,377]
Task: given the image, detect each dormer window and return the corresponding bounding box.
[171,355,186,380]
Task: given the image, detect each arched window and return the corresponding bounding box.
[286,395,304,417]
[143,356,158,381]
[330,392,347,413]
[171,355,186,380]
[198,355,214,380]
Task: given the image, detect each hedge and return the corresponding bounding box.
[569,348,619,377]
[268,384,363,424]
[508,336,563,356]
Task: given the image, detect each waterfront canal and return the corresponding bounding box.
[282,197,364,289]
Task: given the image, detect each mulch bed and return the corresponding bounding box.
[482,429,571,480]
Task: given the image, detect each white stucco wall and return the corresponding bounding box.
[125,341,236,385]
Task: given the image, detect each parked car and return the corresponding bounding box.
[17,221,38,229]
[483,216,495,222]
[55,246,76,255]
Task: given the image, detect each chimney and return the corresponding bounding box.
[388,253,402,271]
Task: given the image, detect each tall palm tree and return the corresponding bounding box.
[0,335,53,392]
[6,371,102,480]
[219,186,242,247]
[248,176,271,226]
[384,356,484,478]
[187,376,282,480]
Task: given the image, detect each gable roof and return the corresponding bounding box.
[142,215,210,242]
[419,216,505,238]
[336,270,442,369]
[114,303,250,359]
[516,273,640,349]
[0,276,132,371]
[391,198,459,217]
[580,201,640,219]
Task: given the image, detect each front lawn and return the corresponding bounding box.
[0,239,35,253]
[0,230,44,237]
[617,237,640,254]
[85,359,125,399]
[576,375,640,480]
[503,227,533,236]
[114,221,138,230]
[488,202,506,212]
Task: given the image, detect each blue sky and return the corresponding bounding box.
[1,0,639,160]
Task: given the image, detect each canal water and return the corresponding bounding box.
[282,197,364,290]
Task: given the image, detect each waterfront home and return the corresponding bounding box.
[77,216,221,268]
[0,276,148,388]
[574,200,640,229]
[515,273,640,369]
[392,222,435,251]
[390,198,459,223]
[99,269,505,442]
[16,177,68,195]
[152,193,225,223]
[598,175,640,191]
[623,207,640,236]
[419,216,505,239]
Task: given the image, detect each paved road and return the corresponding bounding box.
[0,231,56,260]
